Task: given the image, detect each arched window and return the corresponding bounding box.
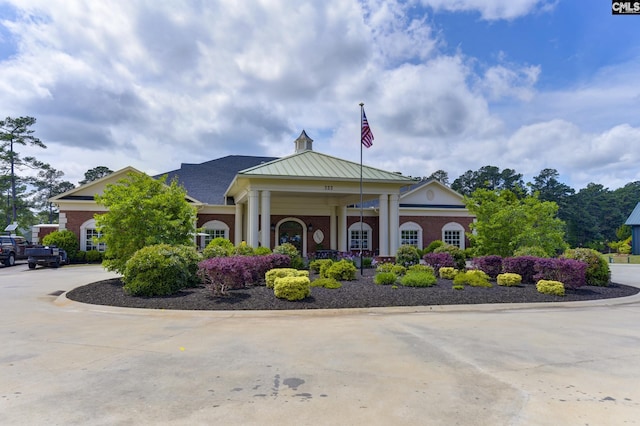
[80,219,106,252]
[200,220,230,249]
[442,222,465,249]
[348,222,372,251]
[400,221,423,249]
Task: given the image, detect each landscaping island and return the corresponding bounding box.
[66,268,639,311]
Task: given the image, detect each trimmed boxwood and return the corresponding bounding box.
[123,244,201,296]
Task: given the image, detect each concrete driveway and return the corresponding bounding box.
[1,263,640,425]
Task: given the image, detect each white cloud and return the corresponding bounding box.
[0,0,636,193]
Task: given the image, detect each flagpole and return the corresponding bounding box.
[359,102,364,276]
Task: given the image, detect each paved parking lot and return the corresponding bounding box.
[1,263,640,425]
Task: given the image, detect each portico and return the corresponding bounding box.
[225,131,411,257]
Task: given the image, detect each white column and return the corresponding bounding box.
[378,194,389,256]
[234,203,243,245]
[247,190,259,248]
[329,206,337,250]
[260,190,271,249]
[389,193,400,256]
[337,205,347,252]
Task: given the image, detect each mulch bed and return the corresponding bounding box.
[65,269,640,311]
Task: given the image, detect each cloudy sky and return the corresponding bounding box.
[1,0,639,191]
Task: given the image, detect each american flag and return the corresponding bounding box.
[361,109,374,148]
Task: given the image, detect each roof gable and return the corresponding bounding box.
[625,202,640,225]
[238,150,413,182]
[400,179,466,207]
[51,166,142,202]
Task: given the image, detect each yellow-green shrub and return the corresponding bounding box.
[536,280,565,296]
[408,264,435,275]
[324,259,357,281]
[453,270,492,287]
[497,273,522,287]
[374,272,397,285]
[274,276,311,301]
[310,277,342,289]
[310,258,333,274]
[265,268,308,288]
[439,267,458,280]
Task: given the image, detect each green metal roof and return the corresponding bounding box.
[625,202,640,225]
[237,150,413,182]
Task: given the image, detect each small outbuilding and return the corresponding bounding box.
[624,202,640,255]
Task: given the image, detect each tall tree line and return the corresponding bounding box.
[1,115,112,231]
[435,166,640,250]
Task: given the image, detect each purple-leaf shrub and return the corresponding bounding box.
[198,254,290,296]
[533,258,587,290]
[423,252,455,270]
[502,256,538,284]
[471,255,503,279]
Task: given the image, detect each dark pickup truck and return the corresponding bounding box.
[26,246,69,269]
[0,235,30,267]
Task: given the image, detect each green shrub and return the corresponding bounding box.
[514,246,549,258]
[497,273,522,287]
[536,279,565,296]
[453,270,492,287]
[374,272,397,285]
[234,241,255,256]
[42,230,79,261]
[376,262,406,275]
[310,258,333,274]
[396,244,420,267]
[85,250,103,263]
[408,264,435,275]
[274,276,311,301]
[265,268,308,289]
[434,244,466,270]
[401,271,437,287]
[562,248,610,286]
[324,259,357,281]
[310,277,342,289]
[362,257,373,268]
[123,244,201,296]
[274,242,304,269]
[203,237,234,258]
[424,240,444,253]
[74,250,87,263]
[453,284,465,290]
[439,267,458,280]
[254,246,272,256]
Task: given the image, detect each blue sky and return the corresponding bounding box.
[0,0,639,191]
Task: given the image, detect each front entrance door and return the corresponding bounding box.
[278,220,303,253]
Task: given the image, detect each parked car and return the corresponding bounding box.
[26,246,69,269]
[0,235,31,267]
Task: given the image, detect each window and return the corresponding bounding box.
[348,222,372,251]
[85,228,106,252]
[443,230,461,248]
[442,222,465,249]
[80,219,106,252]
[399,221,423,249]
[200,220,229,249]
[401,230,419,247]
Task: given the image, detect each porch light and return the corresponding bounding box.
[307,224,313,231]
[270,224,275,231]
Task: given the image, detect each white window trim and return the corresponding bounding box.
[200,220,230,248]
[442,222,465,250]
[348,221,372,251]
[399,221,423,249]
[80,218,106,252]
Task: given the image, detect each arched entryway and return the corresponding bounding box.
[275,218,308,256]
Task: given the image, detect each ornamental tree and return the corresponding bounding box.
[465,189,567,258]
[95,172,197,274]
